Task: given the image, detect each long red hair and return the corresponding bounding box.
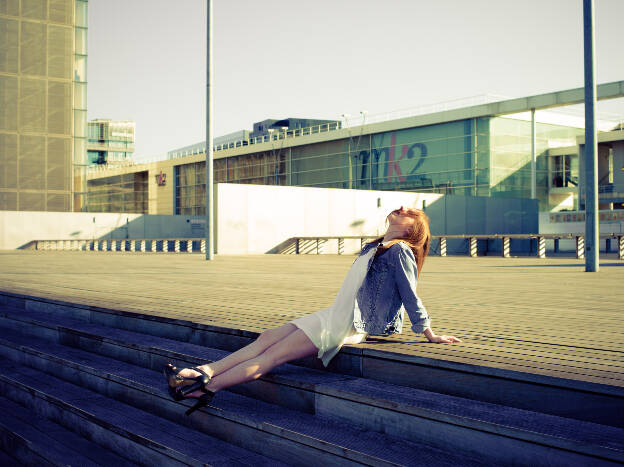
[367,208,431,276]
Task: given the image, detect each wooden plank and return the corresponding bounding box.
[1,251,622,388]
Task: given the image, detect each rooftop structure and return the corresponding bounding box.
[167,118,341,160]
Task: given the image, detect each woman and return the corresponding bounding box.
[165,207,461,415]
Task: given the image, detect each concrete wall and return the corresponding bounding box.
[149,165,175,214]
[0,211,204,250]
[1,184,540,254]
[215,184,538,255]
[216,184,443,254]
[425,195,538,255]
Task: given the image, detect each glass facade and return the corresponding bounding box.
[488,117,582,209]
[87,119,135,166]
[175,162,205,215]
[168,116,583,214]
[550,154,579,188]
[87,172,147,213]
[0,0,82,212]
[83,111,589,215]
[73,0,87,211]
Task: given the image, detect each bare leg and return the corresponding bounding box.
[185,328,318,396]
[176,323,298,380]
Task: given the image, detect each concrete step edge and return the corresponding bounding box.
[2,290,621,400]
[0,373,208,467]
[0,333,621,465]
[0,448,23,467]
[0,338,404,467]
[2,305,624,452]
[0,395,135,467]
[0,420,60,467]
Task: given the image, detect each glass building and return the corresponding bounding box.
[86,171,147,213]
[87,84,624,217]
[0,0,87,212]
[87,119,135,166]
[167,115,583,215]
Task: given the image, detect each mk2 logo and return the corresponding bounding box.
[356,133,428,186]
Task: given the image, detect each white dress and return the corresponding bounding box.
[291,245,378,366]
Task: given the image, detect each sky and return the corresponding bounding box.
[87,0,624,161]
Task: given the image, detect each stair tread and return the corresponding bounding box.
[0,449,21,467]
[0,395,134,466]
[0,336,477,466]
[318,376,624,450]
[2,305,624,453]
[0,363,284,466]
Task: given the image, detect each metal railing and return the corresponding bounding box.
[29,233,624,260]
[285,234,624,260]
[32,239,207,254]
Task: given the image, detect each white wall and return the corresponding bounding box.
[0,212,203,250]
[216,184,443,254]
[0,212,141,249]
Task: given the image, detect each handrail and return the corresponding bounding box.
[29,234,624,260]
[287,234,624,259]
[32,238,207,253]
[213,121,342,152]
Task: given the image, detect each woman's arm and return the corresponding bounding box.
[394,245,461,344]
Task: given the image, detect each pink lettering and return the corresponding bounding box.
[386,134,406,182]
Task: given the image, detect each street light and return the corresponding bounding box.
[583,0,598,272]
[205,0,214,260]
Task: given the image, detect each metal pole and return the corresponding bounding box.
[583,0,598,272]
[205,0,214,260]
[531,108,536,199]
[473,118,478,196]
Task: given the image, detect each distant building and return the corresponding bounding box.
[87,119,135,166]
[86,84,624,216]
[0,0,89,212]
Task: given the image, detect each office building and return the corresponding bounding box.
[87,119,135,166]
[0,0,88,212]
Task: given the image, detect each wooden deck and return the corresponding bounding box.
[0,250,622,388]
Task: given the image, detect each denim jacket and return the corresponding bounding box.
[353,242,431,335]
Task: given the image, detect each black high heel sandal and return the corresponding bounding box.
[163,364,216,415]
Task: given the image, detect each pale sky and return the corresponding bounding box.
[87,0,624,161]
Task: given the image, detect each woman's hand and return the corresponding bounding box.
[423,328,462,343]
[427,334,462,343]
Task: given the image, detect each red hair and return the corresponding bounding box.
[367,208,431,276]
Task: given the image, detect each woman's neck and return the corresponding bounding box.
[382,228,408,243]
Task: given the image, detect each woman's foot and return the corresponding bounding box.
[163,364,213,398]
[175,365,214,382]
[163,363,216,415]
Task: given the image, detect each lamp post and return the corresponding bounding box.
[205,0,214,260]
[583,0,598,272]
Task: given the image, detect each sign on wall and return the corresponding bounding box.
[155,171,167,186]
[354,120,475,191]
